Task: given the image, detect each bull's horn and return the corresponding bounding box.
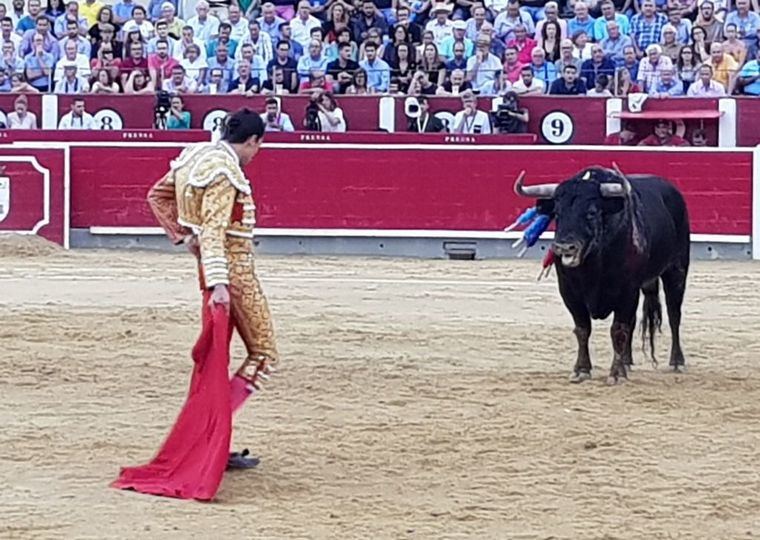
[610,162,633,195]
[600,183,627,197]
[514,170,559,199]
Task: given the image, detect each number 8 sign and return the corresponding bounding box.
[540,111,574,144]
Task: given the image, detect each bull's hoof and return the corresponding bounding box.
[670,364,686,373]
[606,375,627,386]
[570,371,591,384]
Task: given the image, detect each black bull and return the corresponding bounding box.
[515,166,690,384]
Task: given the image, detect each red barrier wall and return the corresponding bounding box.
[0,148,66,246]
[63,140,752,236]
[737,98,760,147]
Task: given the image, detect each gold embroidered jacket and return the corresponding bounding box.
[147,141,256,288]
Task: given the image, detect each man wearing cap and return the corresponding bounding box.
[425,3,455,45]
[440,20,475,60]
[53,62,90,93]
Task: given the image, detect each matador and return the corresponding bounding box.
[147,109,278,469]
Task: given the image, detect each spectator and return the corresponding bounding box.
[91,68,120,93]
[581,43,615,89]
[229,60,261,94]
[630,0,668,58]
[120,41,149,87]
[666,8,691,45]
[291,1,323,49]
[494,0,534,43]
[297,38,330,82]
[359,42,391,93]
[8,0,25,29]
[54,40,91,83]
[706,41,738,93]
[262,64,289,92]
[554,38,582,73]
[660,24,682,62]
[149,38,180,88]
[87,8,120,47]
[92,24,123,60]
[724,0,760,51]
[676,45,700,93]
[0,68,9,92]
[452,90,492,134]
[278,23,304,60]
[691,25,710,63]
[237,20,273,63]
[613,66,641,95]
[327,41,360,93]
[7,95,37,129]
[58,98,96,129]
[121,6,155,41]
[503,45,525,82]
[44,0,65,28]
[20,17,59,60]
[261,97,295,131]
[345,67,370,93]
[425,3,454,45]
[174,26,207,62]
[587,73,612,95]
[568,2,595,39]
[507,23,537,65]
[686,63,726,95]
[549,64,586,94]
[113,0,138,25]
[80,0,106,28]
[160,3,184,38]
[466,34,502,91]
[53,63,90,93]
[723,24,748,66]
[407,95,445,132]
[310,90,346,132]
[535,2,568,42]
[166,95,191,129]
[445,41,468,74]
[512,63,545,94]
[695,1,723,43]
[24,34,55,92]
[650,67,684,95]
[437,68,473,95]
[11,72,40,93]
[180,44,208,86]
[571,30,592,60]
[326,28,358,63]
[593,0,629,41]
[163,64,197,93]
[148,20,179,56]
[187,1,220,42]
[637,119,690,146]
[200,66,224,93]
[1,42,24,76]
[408,69,439,94]
[227,4,250,43]
[530,47,559,88]
[257,3,285,43]
[465,4,488,42]
[396,6,423,43]
[17,0,42,34]
[440,20,474,61]
[602,20,633,66]
[268,40,299,91]
[539,20,562,62]
[54,2,88,38]
[91,43,122,82]
[358,27,383,62]
[637,43,673,93]
[1,18,21,56]
[205,41,235,90]
[737,46,760,96]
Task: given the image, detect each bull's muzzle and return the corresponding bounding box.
[552,242,583,268]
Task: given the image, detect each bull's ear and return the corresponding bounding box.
[536,199,555,216]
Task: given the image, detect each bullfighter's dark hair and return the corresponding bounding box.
[221,108,265,143]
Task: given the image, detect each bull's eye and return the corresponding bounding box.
[586,208,598,221]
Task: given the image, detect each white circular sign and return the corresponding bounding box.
[434,111,455,132]
[203,109,229,133]
[541,111,574,144]
[94,108,123,130]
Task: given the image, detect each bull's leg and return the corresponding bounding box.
[608,294,638,385]
[570,311,592,383]
[625,312,637,369]
[662,265,688,371]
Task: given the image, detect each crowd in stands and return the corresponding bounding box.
[0,0,756,101]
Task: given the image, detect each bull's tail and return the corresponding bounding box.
[641,279,663,366]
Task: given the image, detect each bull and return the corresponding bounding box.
[514,165,690,384]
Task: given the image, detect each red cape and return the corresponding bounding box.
[112,297,232,501]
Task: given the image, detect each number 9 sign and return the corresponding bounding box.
[540,111,574,144]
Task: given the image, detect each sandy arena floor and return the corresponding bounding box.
[2,237,760,540]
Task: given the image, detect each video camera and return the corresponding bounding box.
[491,92,525,134]
[154,91,172,129]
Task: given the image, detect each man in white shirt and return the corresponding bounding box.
[173,25,208,61]
[512,64,545,94]
[236,20,273,63]
[54,40,91,82]
[452,90,492,134]
[53,63,90,93]
[58,98,96,129]
[290,1,321,50]
[227,4,249,42]
[687,64,727,96]
[425,4,454,46]
[260,98,294,132]
[121,6,155,40]
[187,0,220,42]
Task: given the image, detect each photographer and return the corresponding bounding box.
[490,91,529,134]
[260,98,295,132]
[406,96,445,133]
[452,90,492,134]
[303,90,346,132]
[166,95,191,130]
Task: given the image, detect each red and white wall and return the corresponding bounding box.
[1,131,758,259]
